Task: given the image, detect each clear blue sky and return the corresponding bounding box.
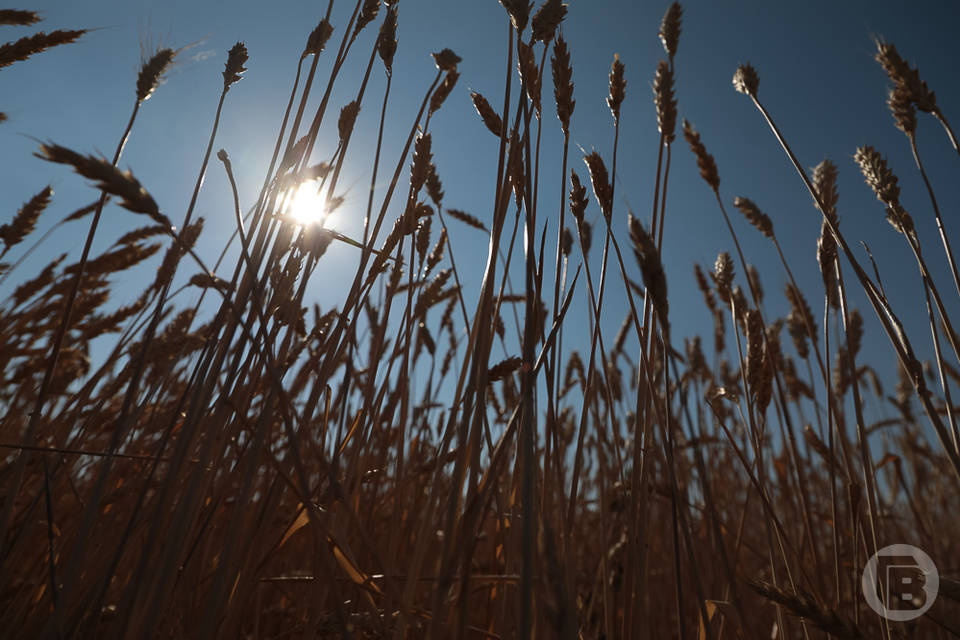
[3,0,960,414]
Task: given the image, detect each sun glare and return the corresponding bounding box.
[289,181,336,228]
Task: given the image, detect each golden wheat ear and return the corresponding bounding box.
[0,28,87,69]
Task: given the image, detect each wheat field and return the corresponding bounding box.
[1,2,959,638]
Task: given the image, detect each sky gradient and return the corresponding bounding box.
[3,0,960,418]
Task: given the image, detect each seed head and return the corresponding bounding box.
[658,3,683,62]
[583,151,613,219]
[531,0,567,43]
[683,120,720,192]
[378,8,398,74]
[222,42,248,90]
[732,63,759,98]
[733,196,774,239]
[500,0,533,33]
[811,159,839,224]
[653,60,677,142]
[432,48,461,72]
[471,91,503,137]
[607,54,626,124]
[136,47,177,104]
[712,252,734,304]
[304,19,334,57]
[551,34,575,136]
[569,169,588,226]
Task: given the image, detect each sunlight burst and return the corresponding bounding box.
[288,181,336,228]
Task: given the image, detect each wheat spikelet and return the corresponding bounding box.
[532,0,566,43]
[629,214,668,334]
[1,185,52,249]
[116,224,168,246]
[430,69,459,115]
[746,264,763,305]
[488,356,523,382]
[888,85,916,135]
[517,40,542,116]
[377,8,398,73]
[153,218,202,290]
[65,243,161,278]
[712,252,734,305]
[0,10,40,26]
[732,62,759,98]
[470,91,503,137]
[35,142,169,226]
[12,253,66,307]
[410,132,432,194]
[682,119,719,191]
[304,19,334,57]
[446,208,486,232]
[693,263,716,312]
[136,47,177,103]
[222,42,248,90]
[410,223,430,275]
[744,309,765,402]
[607,54,626,124]
[811,159,838,223]
[414,269,452,319]
[499,0,531,32]
[874,40,937,113]
[0,29,87,69]
[853,145,915,235]
[658,3,683,61]
[432,48,461,72]
[583,151,612,219]
[568,169,588,226]
[425,164,444,206]
[0,112,6,124]
[653,60,676,142]
[338,100,361,142]
[785,283,816,359]
[424,228,446,277]
[551,33,575,136]
[353,0,380,40]
[732,196,773,239]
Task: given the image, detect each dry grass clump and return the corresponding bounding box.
[1,4,959,640]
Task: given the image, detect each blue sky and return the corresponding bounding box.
[3,0,960,417]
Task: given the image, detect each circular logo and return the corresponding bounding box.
[862,544,938,621]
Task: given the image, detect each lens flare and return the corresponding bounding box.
[288,181,336,228]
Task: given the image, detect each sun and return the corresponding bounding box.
[288,180,336,228]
